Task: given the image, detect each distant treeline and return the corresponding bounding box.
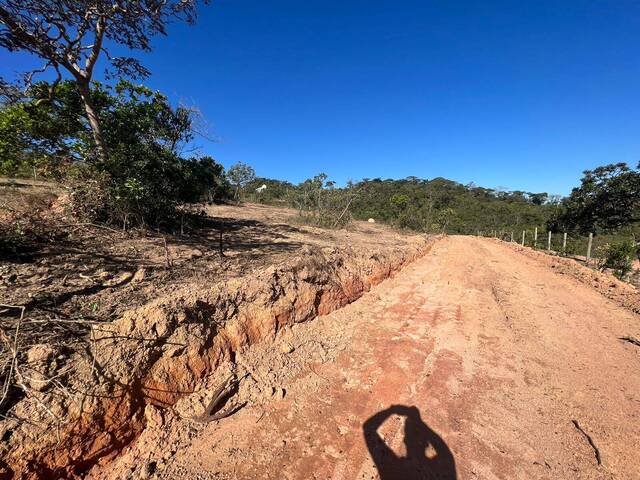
[245,162,640,239]
[244,175,558,234]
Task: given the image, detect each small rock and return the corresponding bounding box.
[22,344,57,392]
[271,387,286,400]
[139,461,156,479]
[26,344,56,364]
[103,271,133,287]
[367,218,376,223]
[132,268,146,284]
[280,342,294,354]
[144,404,164,428]
[189,249,203,259]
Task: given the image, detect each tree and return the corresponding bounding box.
[529,192,548,206]
[0,80,86,175]
[0,79,230,225]
[226,162,256,202]
[548,163,640,234]
[0,0,207,160]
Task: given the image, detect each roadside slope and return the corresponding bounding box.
[92,235,640,480]
[0,203,433,479]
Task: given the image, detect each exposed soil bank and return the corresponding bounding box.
[0,236,435,479]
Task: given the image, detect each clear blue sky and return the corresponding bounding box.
[2,0,640,195]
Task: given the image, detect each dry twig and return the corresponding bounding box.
[0,304,25,409]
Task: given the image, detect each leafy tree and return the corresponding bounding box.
[0,0,208,160]
[0,80,88,176]
[227,162,256,202]
[434,207,457,233]
[529,192,548,206]
[548,163,640,234]
[0,79,230,227]
[389,193,409,215]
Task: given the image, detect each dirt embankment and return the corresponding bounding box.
[0,200,434,479]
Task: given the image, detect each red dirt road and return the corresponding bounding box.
[96,236,640,480]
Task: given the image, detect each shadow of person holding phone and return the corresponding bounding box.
[363,405,457,480]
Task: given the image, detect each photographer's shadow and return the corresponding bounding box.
[363,405,457,480]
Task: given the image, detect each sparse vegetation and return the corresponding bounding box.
[288,174,359,228]
[237,175,554,234]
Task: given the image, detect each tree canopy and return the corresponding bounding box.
[0,79,230,227]
[548,163,640,234]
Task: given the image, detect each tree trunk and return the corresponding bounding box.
[78,81,107,161]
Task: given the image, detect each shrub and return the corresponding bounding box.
[596,239,635,279]
[290,174,358,229]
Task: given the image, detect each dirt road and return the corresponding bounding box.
[94,236,640,480]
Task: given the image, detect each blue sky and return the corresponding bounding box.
[2,0,640,195]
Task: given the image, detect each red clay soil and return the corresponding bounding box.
[88,236,640,480]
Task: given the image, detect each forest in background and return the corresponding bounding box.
[244,174,557,235]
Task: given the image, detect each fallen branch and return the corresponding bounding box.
[54,222,122,234]
[0,304,25,409]
[572,419,602,466]
[619,335,640,348]
[192,374,237,423]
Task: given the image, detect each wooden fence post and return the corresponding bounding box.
[547,231,551,251]
[586,233,593,265]
[534,227,538,248]
[521,230,526,246]
[563,232,567,254]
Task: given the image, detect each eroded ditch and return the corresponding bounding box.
[0,238,436,479]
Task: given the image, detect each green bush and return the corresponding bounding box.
[596,239,635,279]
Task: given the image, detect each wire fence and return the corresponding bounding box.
[476,228,637,265]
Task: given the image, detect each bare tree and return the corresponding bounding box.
[0,0,208,161]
